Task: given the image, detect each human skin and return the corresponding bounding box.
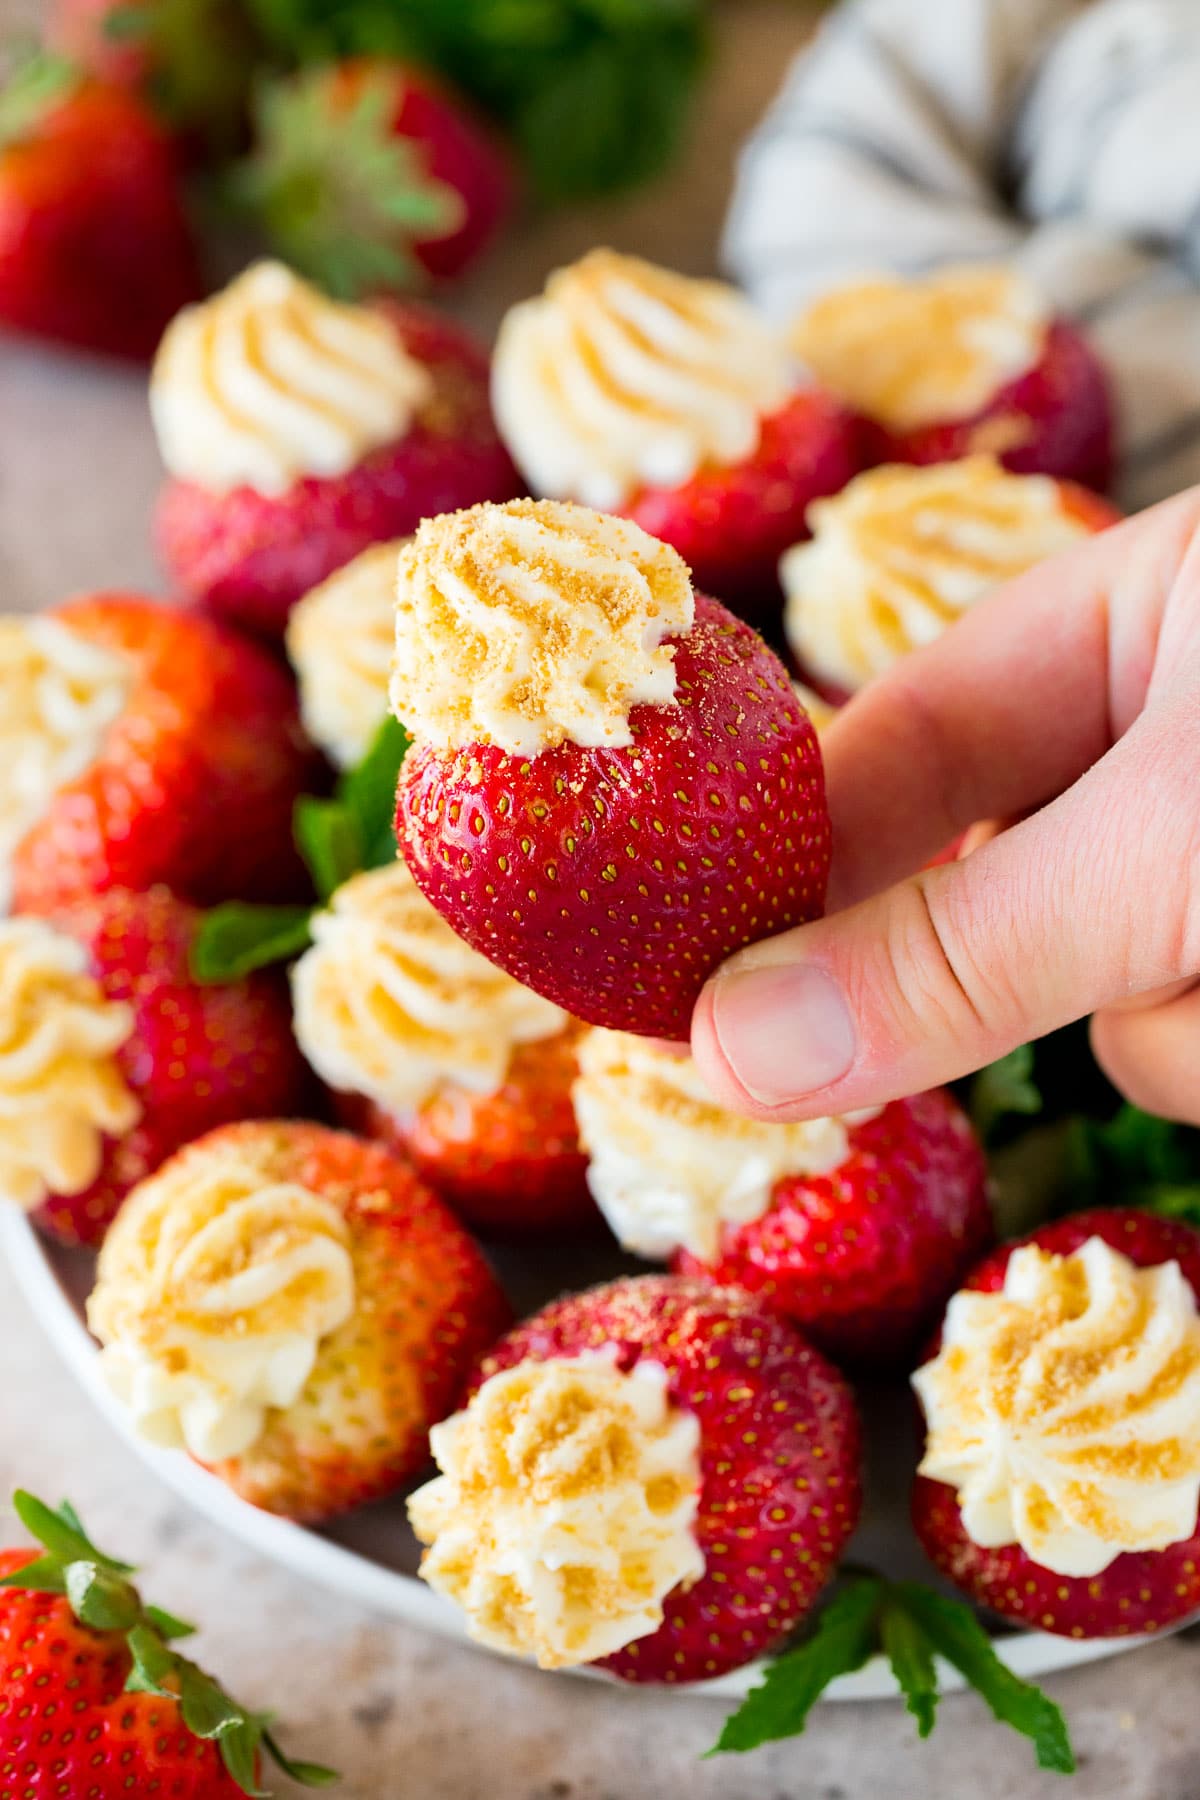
[691,487,1200,1128]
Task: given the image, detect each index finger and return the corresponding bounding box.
[819,489,1200,910]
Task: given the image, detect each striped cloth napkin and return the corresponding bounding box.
[724,0,1200,511]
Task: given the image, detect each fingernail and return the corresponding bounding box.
[711,962,856,1105]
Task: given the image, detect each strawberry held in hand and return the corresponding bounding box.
[0,890,309,1247]
[912,1208,1200,1639]
[152,260,520,638]
[238,59,512,291]
[409,1273,861,1682]
[0,1491,334,1796]
[790,263,1113,493]
[574,1032,992,1363]
[2,593,316,916]
[89,1119,509,1521]
[492,250,857,605]
[0,56,201,360]
[292,860,593,1233]
[392,500,831,1041]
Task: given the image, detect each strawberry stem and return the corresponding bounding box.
[0,51,78,152]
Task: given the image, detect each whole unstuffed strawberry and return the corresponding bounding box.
[237,59,513,289]
[2,592,316,915]
[912,1208,1200,1639]
[0,891,310,1248]
[573,1031,992,1363]
[89,1119,511,1521]
[782,456,1121,700]
[790,263,1113,493]
[491,248,858,609]
[393,500,831,1041]
[0,1490,333,1796]
[0,56,202,360]
[292,860,593,1233]
[152,260,520,638]
[409,1273,861,1682]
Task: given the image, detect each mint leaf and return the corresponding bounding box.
[294,796,364,902]
[709,1575,882,1754]
[339,714,409,867]
[1066,1104,1200,1213]
[891,1584,1075,1774]
[970,1045,1042,1144]
[190,903,314,984]
[879,1597,938,1739]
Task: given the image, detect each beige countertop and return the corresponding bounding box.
[3,3,1200,1794]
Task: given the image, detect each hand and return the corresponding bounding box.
[692,488,1200,1126]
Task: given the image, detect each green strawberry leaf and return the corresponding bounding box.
[970,1044,1042,1144]
[125,1621,182,1695]
[890,1584,1075,1774]
[11,1491,134,1574]
[1064,1104,1200,1215]
[0,1554,66,1594]
[145,1602,198,1641]
[190,903,315,984]
[708,1574,883,1754]
[65,1563,143,1633]
[264,1730,341,1787]
[879,1596,938,1739]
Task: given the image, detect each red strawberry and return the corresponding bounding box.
[8,593,317,915]
[89,1120,511,1521]
[0,1492,333,1795]
[352,1029,594,1235]
[668,1090,993,1364]
[6,889,311,1248]
[395,504,830,1041]
[238,59,513,290]
[409,1273,861,1682]
[155,300,521,639]
[912,1208,1200,1638]
[0,59,201,360]
[625,386,859,610]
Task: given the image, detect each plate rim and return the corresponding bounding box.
[0,1205,1143,1704]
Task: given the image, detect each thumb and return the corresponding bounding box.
[691,711,1199,1119]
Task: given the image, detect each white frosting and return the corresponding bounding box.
[782,457,1091,692]
[789,264,1049,432]
[291,861,567,1115]
[390,499,695,757]
[0,617,131,911]
[89,1143,356,1463]
[0,918,140,1212]
[492,249,796,509]
[572,1029,877,1261]
[150,261,432,497]
[408,1351,704,1668]
[914,1237,1200,1578]
[287,541,404,769]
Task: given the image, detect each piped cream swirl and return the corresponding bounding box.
[492,249,797,509]
[0,918,140,1212]
[291,861,567,1115]
[782,457,1091,692]
[150,261,432,496]
[789,264,1049,432]
[572,1029,877,1261]
[408,1351,704,1668]
[914,1237,1200,1577]
[90,1133,356,1463]
[287,540,404,769]
[390,499,695,757]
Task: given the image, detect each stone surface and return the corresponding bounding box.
[1,1,1195,1793]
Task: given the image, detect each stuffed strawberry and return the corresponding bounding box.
[287,539,403,770]
[0,1490,333,1795]
[89,1119,510,1521]
[573,1031,991,1362]
[392,500,831,1041]
[292,861,593,1233]
[790,263,1113,493]
[2,593,317,916]
[409,1273,861,1682]
[491,248,857,608]
[152,260,520,639]
[237,59,513,291]
[0,891,310,1248]
[0,56,202,360]
[912,1208,1200,1638]
[782,456,1121,699]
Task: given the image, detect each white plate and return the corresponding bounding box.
[0,1205,1143,1703]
